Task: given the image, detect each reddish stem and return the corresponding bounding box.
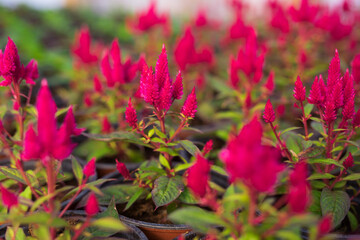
[300,101,309,140]
[270,122,293,162]
[72,215,91,240]
[46,159,56,240]
[59,177,88,218]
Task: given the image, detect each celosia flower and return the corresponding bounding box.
[181,87,197,119]
[85,193,99,216]
[93,74,103,93]
[229,56,240,89]
[0,185,18,209]
[226,15,253,40]
[308,76,324,105]
[84,92,93,107]
[186,154,211,198]
[318,215,332,237]
[323,98,337,124]
[220,117,283,192]
[125,98,137,129]
[315,11,353,41]
[194,10,208,28]
[83,158,96,178]
[263,99,276,123]
[293,76,306,102]
[269,3,290,33]
[351,54,360,84]
[327,50,341,91]
[288,162,310,213]
[116,159,132,180]
[343,153,354,169]
[140,46,183,111]
[202,140,213,155]
[128,2,169,35]
[22,79,82,164]
[72,27,98,65]
[101,116,112,134]
[233,30,265,84]
[100,39,141,87]
[264,71,275,92]
[172,71,183,100]
[352,108,360,128]
[0,37,38,86]
[288,0,319,23]
[174,27,214,71]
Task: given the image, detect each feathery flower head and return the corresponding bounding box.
[72,27,98,65]
[264,71,275,92]
[343,153,354,169]
[0,185,18,209]
[263,99,276,123]
[288,162,310,213]
[0,37,38,86]
[181,87,197,118]
[202,140,213,155]
[93,74,103,93]
[85,194,99,216]
[293,76,306,102]
[308,76,325,105]
[23,79,80,164]
[186,154,211,198]
[289,0,319,23]
[220,116,283,192]
[351,54,360,84]
[125,98,138,129]
[327,49,341,90]
[101,116,112,134]
[116,159,132,180]
[318,215,332,237]
[172,70,183,100]
[83,158,96,177]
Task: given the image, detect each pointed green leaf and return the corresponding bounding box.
[152,176,184,208]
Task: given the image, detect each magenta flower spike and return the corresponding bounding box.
[85,193,99,216]
[23,59,39,85]
[72,26,98,65]
[351,54,360,84]
[263,99,276,123]
[22,79,83,164]
[83,158,96,178]
[172,70,183,100]
[0,37,21,85]
[308,76,324,105]
[264,71,275,92]
[101,116,112,134]
[288,162,310,213]
[202,140,213,155]
[293,76,306,102]
[181,87,197,119]
[0,185,18,209]
[93,74,103,93]
[220,116,283,192]
[343,153,354,169]
[116,159,132,180]
[327,49,341,91]
[125,98,138,129]
[186,154,211,198]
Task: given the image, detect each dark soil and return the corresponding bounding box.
[118,199,172,224]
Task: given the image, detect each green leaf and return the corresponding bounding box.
[151,137,166,144]
[310,181,327,189]
[309,190,322,215]
[280,127,301,136]
[55,106,71,118]
[320,188,350,228]
[151,176,184,208]
[347,211,358,232]
[154,127,167,139]
[97,184,144,205]
[307,158,344,168]
[91,217,127,232]
[178,187,198,204]
[0,167,39,187]
[179,140,200,156]
[211,165,228,176]
[307,173,336,180]
[6,227,26,240]
[304,103,314,116]
[83,132,151,147]
[15,212,68,228]
[342,173,360,181]
[124,188,146,211]
[174,163,192,172]
[159,154,171,170]
[169,206,224,233]
[71,157,83,185]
